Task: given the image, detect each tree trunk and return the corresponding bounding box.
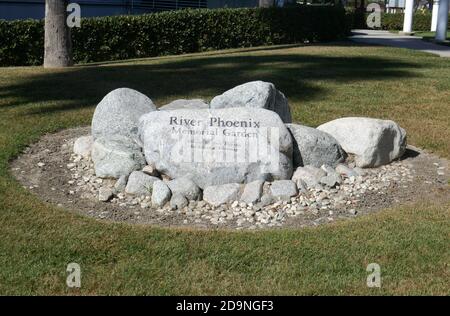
[44,0,73,68]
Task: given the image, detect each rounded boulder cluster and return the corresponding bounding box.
[71,83,409,229]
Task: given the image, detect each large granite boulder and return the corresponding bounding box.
[139,107,293,188]
[317,117,407,168]
[286,123,346,168]
[210,81,292,123]
[159,99,209,111]
[92,88,156,141]
[91,136,146,178]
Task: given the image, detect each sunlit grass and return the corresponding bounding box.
[0,43,449,295]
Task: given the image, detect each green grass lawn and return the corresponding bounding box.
[415,31,450,37]
[0,43,449,295]
[415,31,450,46]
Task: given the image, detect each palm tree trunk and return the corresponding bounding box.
[44,0,73,68]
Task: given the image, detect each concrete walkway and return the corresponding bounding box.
[350,29,450,57]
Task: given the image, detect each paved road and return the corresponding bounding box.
[350,29,450,57]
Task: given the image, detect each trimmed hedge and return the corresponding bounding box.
[380,12,432,31]
[0,7,349,67]
[0,19,44,66]
[348,10,450,31]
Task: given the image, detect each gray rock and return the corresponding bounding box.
[114,175,128,192]
[210,81,292,123]
[167,177,201,200]
[159,99,209,111]
[139,107,293,188]
[317,117,407,168]
[125,171,159,195]
[73,135,93,158]
[286,123,346,168]
[240,180,264,204]
[353,167,366,176]
[320,173,341,187]
[170,193,188,210]
[98,187,114,202]
[291,165,326,188]
[270,180,298,199]
[259,194,274,207]
[91,136,146,179]
[92,88,156,141]
[296,179,308,193]
[203,183,241,206]
[142,164,159,177]
[321,164,336,175]
[335,164,358,178]
[319,164,341,187]
[152,180,171,208]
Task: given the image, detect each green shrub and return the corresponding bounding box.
[345,8,366,30]
[0,19,44,66]
[0,7,349,67]
[347,11,450,31]
[380,12,433,31]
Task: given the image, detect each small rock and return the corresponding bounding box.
[240,180,264,204]
[320,164,335,175]
[73,135,94,159]
[296,179,308,193]
[203,183,240,207]
[125,171,159,195]
[292,165,326,188]
[353,167,366,176]
[270,180,298,200]
[259,194,274,207]
[320,173,341,188]
[170,193,188,210]
[98,187,113,202]
[114,175,128,192]
[142,164,159,177]
[335,164,358,177]
[167,177,201,201]
[151,180,171,208]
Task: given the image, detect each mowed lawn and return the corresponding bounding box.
[0,43,449,295]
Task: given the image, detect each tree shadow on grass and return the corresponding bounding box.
[0,47,422,116]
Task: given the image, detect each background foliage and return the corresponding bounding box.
[0,7,349,66]
[348,9,450,31]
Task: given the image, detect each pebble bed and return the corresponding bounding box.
[63,149,415,230]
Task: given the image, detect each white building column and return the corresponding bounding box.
[431,0,440,32]
[402,0,415,35]
[435,0,449,41]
